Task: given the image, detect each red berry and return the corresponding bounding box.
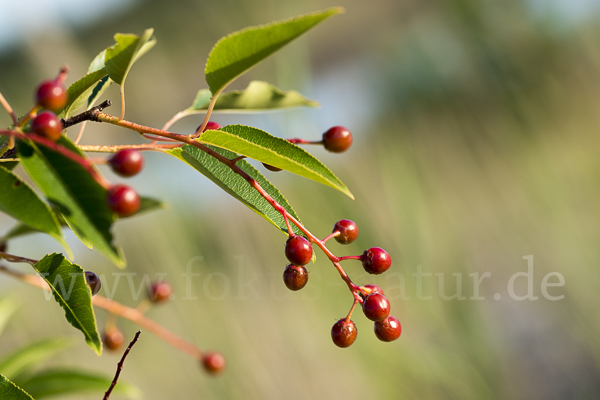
[331,319,357,348]
[332,219,358,244]
[103,327,124,351]
[31,111,62,141]
[363,284,384,295]
[283,264,308,291]
[202,352,226,374]
[361,247,392,275]
[362,293,390,321]
[284,235,313,266]
[198,121,222,132]
[374,316,401,342]
[109,149,144,177]
[85,271,101,296]
[148,281,172,303]
[322,126,352,153]
[36,80,67,112]
[262,163,282,172]
[106,184,140,217]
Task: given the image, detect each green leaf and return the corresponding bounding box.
[0,375,34,400]
[32,253,102,354]
[188,81,319,113]
[205,8,343,95]
[0,166,69,252]
[0,196,164,244]
[105,29,156,86]
[200,125,353,199]
[57,69,109,119]
[167,145,302,235]
[0,339,73,380]
[0,298,17,337]
[17,137,124,266]
[17,369,140,399]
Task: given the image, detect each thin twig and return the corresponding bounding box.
[0,91,18,126]
[103,330,141,400]
[61,100,112,129]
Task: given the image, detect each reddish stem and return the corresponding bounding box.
[288,138,323,145]
[103,330,140,400]
[337,255,362,262]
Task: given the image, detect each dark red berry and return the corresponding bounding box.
[0,242,6,253]
[36,80,67,112]
[103,327,124,351]
[331,319,357,348]
[31,111,62,141]
[362,293,390,322]
[322,126,352,153]
[148,281,172,303]
[361,247,392,275]
[262,163,282,172]
[85,271,101,296]
[363,284,384,295]
[106,184,140,217]
[202,352,226,374]
[284,235,313,266]
[332,219,358,244]
[374,316,401,342]
[109,149,144,177]
[198,121,222,132]
[283,264,308,291]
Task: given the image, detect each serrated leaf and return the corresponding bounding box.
[200,125,353,199]
[167,145,302,235]
[0,339,73,380]
[205,8,343,95]
[17,369,140,399]
[57,69,109,119]
[0,375,34,400]
[17,137,123,267]
[189,81,319,113]
[0,196,164,244]
[105,29,156,86]
[0,166,69,253]
[32,253,101,354]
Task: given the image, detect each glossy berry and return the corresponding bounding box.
[109,149,144,177]
[84,271,101,296]
[374,316,401,342]
[285,235,313,266]
[36,80,67,112]
[103,327,124,351]
[198,121,222,133]
[202,352,226,374]
[148,281,172,303]
[362,293,391,321]
[262,163,282,172]
[361,247,392,275]
[332,219,358,244]
[363,284,384,295]
[322,126,352,153]
[106,184,140,217]
[283,264,308,291]
[331,319,357,348]
[31,111,62,141]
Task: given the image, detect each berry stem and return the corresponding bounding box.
[191,91,221,139]
[322,231,340,243]
[287,138,323,145]
[345,299,359,324]
[77,144,182,153]
[73,121,87,144]
[103,330,141,400]
[0,91,18,126]
[0,262,204,360]
[337,255,362,261]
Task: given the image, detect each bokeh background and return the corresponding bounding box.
[2,0,600,398]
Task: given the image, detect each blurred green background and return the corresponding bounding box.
[2,0,600,398]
